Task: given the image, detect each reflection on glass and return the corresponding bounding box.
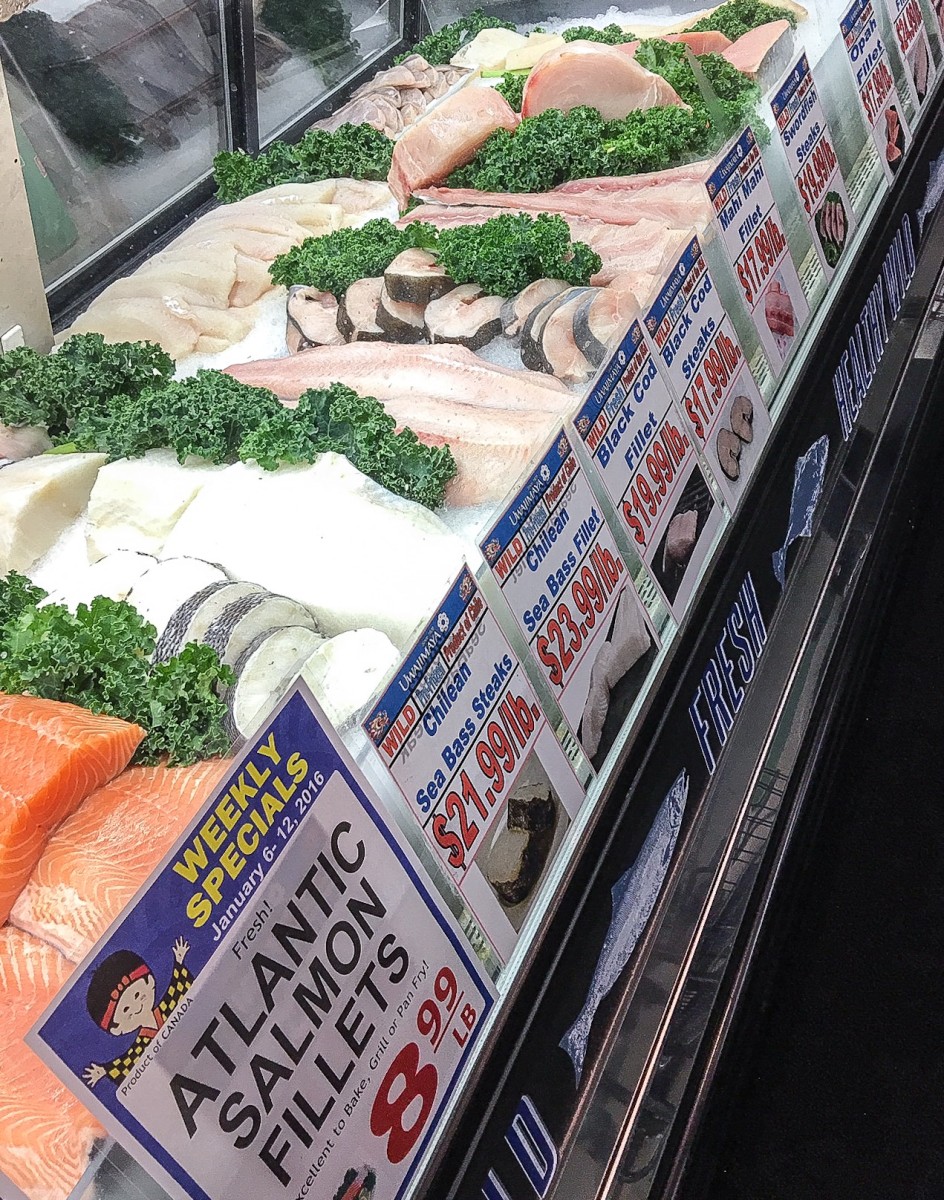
[0,0,226,286]
[255,0,402,144]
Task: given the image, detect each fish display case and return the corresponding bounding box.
[1,0,944,1199]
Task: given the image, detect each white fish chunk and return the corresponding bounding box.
[0,424,53,463]
[126,557,229,638]
[302,628,400,727]
[161,456,467,647]
[0,453,106,575]
[86,449,225,562]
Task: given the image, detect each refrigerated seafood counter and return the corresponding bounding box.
[1,0,943,1198]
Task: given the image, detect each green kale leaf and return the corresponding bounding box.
[240,383,456,509]
[132,645,235,766]
[562,23,636,43]
[433,213,601,296]
[687,0,797,40]
[0,571,47,632]
[495,70,527,112]
[0,585,234,766]
[398,9,517,65]
[214,124,393,204]
[269,219,439,296]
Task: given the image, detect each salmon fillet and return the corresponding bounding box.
[11,761,228,963]
[0,927,104,1200]
[388,88,519,209]
[0,696,145,924]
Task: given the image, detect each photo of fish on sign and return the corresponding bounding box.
[479,430,659,767]
[474,754,569,933]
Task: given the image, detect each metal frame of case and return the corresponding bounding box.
[3,3,943,1199]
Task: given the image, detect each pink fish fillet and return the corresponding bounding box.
[723,20,792,77]
[521,41,687,120]
[224,349,565,506]
[552,160,713,194]
[413,183,714,229]
[663,30,733,53]
[225,342,571,411]
[388,88,519,209]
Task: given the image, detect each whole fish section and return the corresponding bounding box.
[225,341,571,410]
[388,87,519,209]
[412,183,715,229]
[521,41,688,120]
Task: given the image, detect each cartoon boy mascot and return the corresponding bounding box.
[83,937,192,1087]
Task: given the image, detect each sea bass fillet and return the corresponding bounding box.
[0,927,104,1200]
[521,41,687,120]
[388,87,519,209]
[412,182,715,229]
[11,760,229,963]
[0,695,145,924]
[226,342,571,410]
[226,347,569,505]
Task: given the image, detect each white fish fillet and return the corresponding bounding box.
[68,181,388,359]
[552,160,713,194]
[161,456,467,648]
[225,341,571,409]
[412,183,715,229]
[225,347,566,506]
[388,87,519,208]
[522,40,688,120]
[581,642,614,759]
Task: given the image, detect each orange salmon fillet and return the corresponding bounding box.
[0,695,145,924]
[12,760,229,962]
[0,926,104,1200]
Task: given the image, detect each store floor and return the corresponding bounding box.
[692,481,944,1198]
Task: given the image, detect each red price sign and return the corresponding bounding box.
[796,134,838,215]
[431,689,541,871]
[535,542,623,688]
[370,966,480,1165]
[736,216,788,307]
[684,330,743,441]
[621,417,690,547]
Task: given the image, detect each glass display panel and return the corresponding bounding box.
[0,0,227,286]
[255,0,403,143]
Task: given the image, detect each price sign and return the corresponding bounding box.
[884,0,937,110]
[841,0,912,182]
[33,684,495,1200]
[645,237,770,513]
[363,569,587,963]
[573,322,725,618]
[706,128,810,375]
[772,54,858,281]
[479,429,656,759]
